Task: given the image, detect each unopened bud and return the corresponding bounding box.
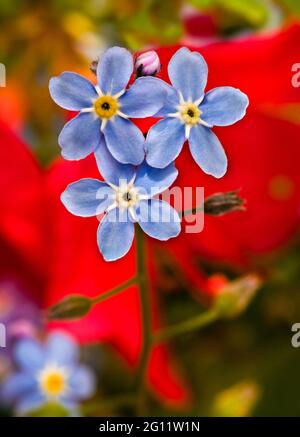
[212,380,261,417]
[214,274,262,318]
[48,295,92,320]
[90,59,98,75]
[204,191,245,216]
[135,51,161,77]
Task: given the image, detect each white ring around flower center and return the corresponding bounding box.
[168,93,211,139]
[80,86,128,132]
[37,363,69,399]
[116,183,140,210]
[105,177,150,222]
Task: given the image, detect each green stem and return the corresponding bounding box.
[135,226,152,413]
[152,308,219,344]
[92,276,137,306]
[180,204,204,218]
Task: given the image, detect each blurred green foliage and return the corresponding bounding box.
[26,402,70,417]
[279,0,300,15]
[151,239,300,416]
[69,239,300,417]
[189,0,269,28]
[188,0,300,30]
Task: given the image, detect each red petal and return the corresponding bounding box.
[0,122,45,271]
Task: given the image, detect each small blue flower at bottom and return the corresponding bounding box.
[1,333,95,415]
[145,47,249,178]
[61,142,181,262]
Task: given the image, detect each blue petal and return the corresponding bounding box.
[1,372,36,404]
[16,391,45,414]
[61,178,113,217]
[154,83,179,117]
[119,77,167,118]
[145,118,185,168]
[189,124,228,178]
[49,72,97,110]
[200,87,249,127]
[46,333,79,366]
[14,338,45,373]
[94,137,135,186]
[135,161,178,197]
[68,365,95,399]
[97,209,135,261]
[137,199,181,240]
[97,47,133,95]
[168,47,208,101]
[104,116,145,165]
[58,113,101,161]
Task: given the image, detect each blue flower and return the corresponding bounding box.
[49,47,167,165]
[145,47,249,178]
[1,333,95,415]
[60,142,181,261]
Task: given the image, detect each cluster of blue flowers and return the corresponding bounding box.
[49,46,248,261]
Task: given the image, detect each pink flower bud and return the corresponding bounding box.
[135,50,161,77]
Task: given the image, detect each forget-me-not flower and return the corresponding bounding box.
[145,47,249,178]
[61,141,181,261]
[1,333,95,415]
[49,47,167,165]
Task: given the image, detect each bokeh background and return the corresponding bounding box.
[1,0,300,416]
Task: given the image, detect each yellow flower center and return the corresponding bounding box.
[180,103,201,125]
[38,365,68,398]
[94,95,119,119]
